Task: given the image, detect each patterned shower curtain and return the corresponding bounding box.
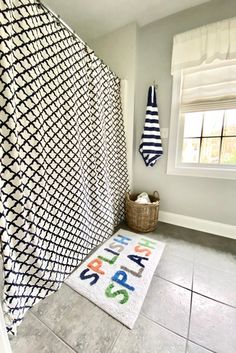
[0,0,129,334]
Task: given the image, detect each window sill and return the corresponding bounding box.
[167,163,236,180]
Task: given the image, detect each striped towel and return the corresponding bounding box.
[139,85,163,167]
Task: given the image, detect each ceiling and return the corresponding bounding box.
[44,0,211,43]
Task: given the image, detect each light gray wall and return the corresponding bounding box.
[92,24,137,189]
[134,0,236,225]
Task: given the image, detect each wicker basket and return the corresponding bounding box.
[125,191,160,233]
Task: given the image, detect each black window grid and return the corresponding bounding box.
[183,110,236,164]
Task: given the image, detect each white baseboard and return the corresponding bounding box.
[158,210,236,240]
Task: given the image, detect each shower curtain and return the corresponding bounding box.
[0,0,129,334]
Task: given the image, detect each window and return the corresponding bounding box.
[168,18,236,179]
[181,109,236,165]
[168,66,236,179]
[169,50,236,176]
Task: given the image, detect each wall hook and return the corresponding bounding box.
[152,80,158,89]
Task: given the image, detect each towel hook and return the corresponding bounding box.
[152,80,158,89]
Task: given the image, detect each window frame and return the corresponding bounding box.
[167,73,236,180]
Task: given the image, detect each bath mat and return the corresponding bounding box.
[66,229,165,328]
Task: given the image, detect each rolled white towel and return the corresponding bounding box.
[135,192,151,204]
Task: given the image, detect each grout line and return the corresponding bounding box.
[154,274,236,310]
[153,270,224,353]
[141,312,217,353]
[141,312,188,341]
[187,338,217,353]
[108,325,124,353]
[30,311,78,353]
[185,262,194,353]
[192,290,236,310]
[154,273,192,291]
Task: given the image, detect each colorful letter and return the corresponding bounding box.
[105,283,129,304]
[114,234,132,246]
[98,255,118,265]
[109,242,125,252]
[87,258,105,275]
[127,254,148,268]
[139,238,157,249]
[112,270,135,291]
[104,248,119,256]
[121,265,144,278]
[79,269,99,286]
[134,245,152,257]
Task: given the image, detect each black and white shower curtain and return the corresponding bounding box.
[0,0,129,334]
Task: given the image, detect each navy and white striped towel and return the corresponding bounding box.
[139,85,163,167]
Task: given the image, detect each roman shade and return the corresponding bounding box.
[180,59,236,112]
[171,17,236,74]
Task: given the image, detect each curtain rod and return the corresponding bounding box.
[36,0,87,47]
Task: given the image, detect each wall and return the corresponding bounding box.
[92,23,137,189]
[134,0,236,226]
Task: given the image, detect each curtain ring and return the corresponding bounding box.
[56,15,61,26]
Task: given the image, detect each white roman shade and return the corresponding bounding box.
[171,17,236,74]
[181,59,236,112]
[168,17,236,180]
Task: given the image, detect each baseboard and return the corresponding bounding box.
[158,211,236,240]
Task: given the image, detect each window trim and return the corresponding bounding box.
[167,73,236,180]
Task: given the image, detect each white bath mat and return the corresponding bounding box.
[66,229,165,328]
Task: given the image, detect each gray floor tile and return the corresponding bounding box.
[143,229,168,243]
[189,293,236,353]
[6,222,236,353]
[142,276,191,337]
[156,223,236,255]
[155,252,193,289]
[10,311,75,353]
[187,341,213,353]
[62,305,122,353]
[32,284,95,332]
[194,246,236,274]
[194,263,236,307]
[32,284,122,353]
[111,315,186,353]
[191,230,236,254]
[162,240,195,261]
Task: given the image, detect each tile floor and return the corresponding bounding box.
[3,222,236,353]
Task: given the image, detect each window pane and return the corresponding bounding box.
[220,137,236,165]
[202,110,224,137]
[224,110,236,136]
[184,113,203,138]
[200,138,220,164]
[182,138,200,163]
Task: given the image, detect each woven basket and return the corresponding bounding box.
[125,191,160,233]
